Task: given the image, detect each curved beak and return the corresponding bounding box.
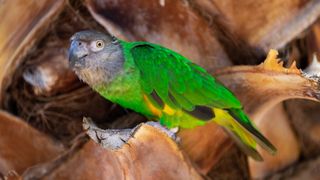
[68,39,89,69]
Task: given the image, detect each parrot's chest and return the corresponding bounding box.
[95,71,153,116]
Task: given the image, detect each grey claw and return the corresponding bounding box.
[145,121,179,142]
[83,117,131,150]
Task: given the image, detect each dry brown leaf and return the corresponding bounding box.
[285,99,320,158]
[306,20,320,63]
[259,49,300,74]
[248,103,300,179]
[0,0,66,105]
[0,111,64,175]
[216,50,319,120]
[269,155,320,179]
[23,124,203,180]
[198,0,320,51]
[178,122,232,174]
[281,18,320,164]
[22,47,79,96]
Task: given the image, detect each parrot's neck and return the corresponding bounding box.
[75,67,117,87]
[74,42,125,88]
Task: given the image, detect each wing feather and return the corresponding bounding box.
[130,43,242,111]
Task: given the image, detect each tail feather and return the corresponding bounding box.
[223,128,263,161]
[213,108,277,160]
[227,108,277,155]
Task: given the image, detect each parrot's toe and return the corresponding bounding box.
[144,121,179,142]
[83,117,132,150]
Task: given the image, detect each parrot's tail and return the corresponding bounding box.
[213,108,277,161]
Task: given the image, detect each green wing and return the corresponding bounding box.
[130,42,242,111]
[130,42,277,157]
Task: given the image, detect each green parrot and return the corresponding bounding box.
[69,30,276,160]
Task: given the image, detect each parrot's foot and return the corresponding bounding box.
[144,121,179,141]
[169,127,179,134]
[83,117,132,150]
[83,118,179,150]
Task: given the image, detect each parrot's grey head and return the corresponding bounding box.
[68,30,124,87]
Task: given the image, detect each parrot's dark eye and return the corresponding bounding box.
[96,40,104,48]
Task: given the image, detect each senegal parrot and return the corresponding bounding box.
[68,30,276,160]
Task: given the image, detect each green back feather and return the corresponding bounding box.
[129,42,242,111]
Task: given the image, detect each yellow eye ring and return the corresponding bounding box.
[96,40,104,48]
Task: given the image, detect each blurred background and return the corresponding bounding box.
[1,0,320,179]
